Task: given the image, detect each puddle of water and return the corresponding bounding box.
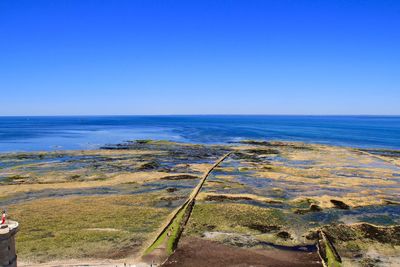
[236,176,274,189]
[294,205,400,227]
[203,198,289,209]
[344,162,400,172]
[203,231,317,252]
[267,155,316,169]
[259,241,317,252]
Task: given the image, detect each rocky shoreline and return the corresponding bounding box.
[0,140,399,266]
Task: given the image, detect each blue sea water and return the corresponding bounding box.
[0,115,399,152]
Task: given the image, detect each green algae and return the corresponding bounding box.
[326,244,342,267]
[145,202,189,255]
[10,194,171,262]
[320,223,400,266]
[186,203,285,236]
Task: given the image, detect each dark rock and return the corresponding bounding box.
[239,140,274,146]
[244,149,280,155]
[204,195,252,202]
[330,199,350,210]
[206,225,216,231]
[135,140,151,144]
[161,175,199,180]
[277,231,291,240]
[310,204,322,212]
[294,204,322,214]
[166,187,178,193]
[358,224,400,244]
[305,231,319,240]
[137,161,160,171]
[322,223,400,245]
[246,224,280,233]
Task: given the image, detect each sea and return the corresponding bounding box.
[0,115,400,152]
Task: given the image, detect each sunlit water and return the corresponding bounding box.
[1,115,400,151]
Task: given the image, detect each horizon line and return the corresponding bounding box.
[1,114,400,117]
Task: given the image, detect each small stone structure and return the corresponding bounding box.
[0,221,18,267]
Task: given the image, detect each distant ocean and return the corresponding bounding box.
[0,115,400,152]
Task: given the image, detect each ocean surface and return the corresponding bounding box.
[0,116,400,152]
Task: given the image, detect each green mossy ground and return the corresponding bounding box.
[186,203,285,236]
[9,194,170,263]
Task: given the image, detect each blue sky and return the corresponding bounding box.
[0,0,399,115]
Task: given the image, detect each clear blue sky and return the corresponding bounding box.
[0,0,399,115]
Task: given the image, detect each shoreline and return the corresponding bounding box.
[2,138,400,154]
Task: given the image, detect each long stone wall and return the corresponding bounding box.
[0,221,18,267]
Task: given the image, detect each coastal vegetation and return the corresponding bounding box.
[10,194,170,262]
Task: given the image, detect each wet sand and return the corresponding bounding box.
[162,237,322,267]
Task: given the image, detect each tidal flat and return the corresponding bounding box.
[0,140,399,266]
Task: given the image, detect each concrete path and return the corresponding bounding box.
[141,152,232,265]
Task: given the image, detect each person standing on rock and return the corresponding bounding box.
[1,210,6,224]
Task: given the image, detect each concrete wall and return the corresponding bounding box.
[0,221,18,267]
